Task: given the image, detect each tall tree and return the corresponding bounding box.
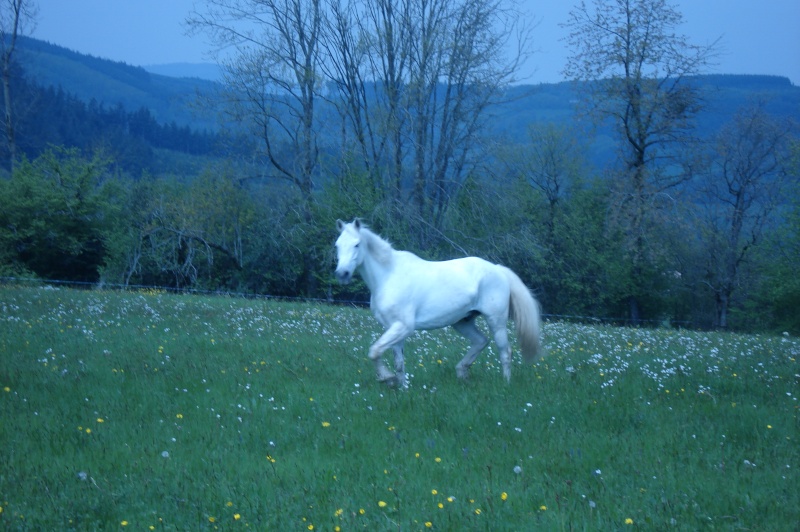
[322,0,532,245]
[188,0,323,293]
[698,103,795,328]
[188,0,321,204]
[0,0,37,171]
[562,0,716,320]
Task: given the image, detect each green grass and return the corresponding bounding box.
[0,285,797,530]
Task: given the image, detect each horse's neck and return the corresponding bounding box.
[358,237,393,293]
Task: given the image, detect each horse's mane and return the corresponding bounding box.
[360,225,394,266]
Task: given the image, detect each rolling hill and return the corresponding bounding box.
[11,36,800,168]
[15,37,220,131]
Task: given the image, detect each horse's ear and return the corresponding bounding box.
[354,218,361,231]
[336,219,345,231]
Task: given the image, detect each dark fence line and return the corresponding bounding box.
[0,276,691,327]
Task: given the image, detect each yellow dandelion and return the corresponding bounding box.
[378,501,387,508]
[438,503,444,509]
[431,489,438,495]
[209,516,216,523]
[3,387,10,392]
[425,522,433,528]
[435,457,442,463]
[307,525,314,530]
[334,508,343,517]
[540,505,547,511]
[767,425,773,429]
[176,413,183,419]
[234,514,241,520]
[359,508,365,515]
[322,421,331,427]
[96,418,104,423]
[625,518,634,525]
[121,521,128,527]
[85,428,91,434]
[501,492,508,501]
[226,501,233,507]
[474,508,482,515]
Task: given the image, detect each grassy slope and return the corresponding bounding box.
[0,285,797,530]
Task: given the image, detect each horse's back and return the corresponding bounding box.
[376,254,508,329]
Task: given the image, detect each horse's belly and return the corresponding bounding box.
[411,278,482,329]
[414,303,475,329]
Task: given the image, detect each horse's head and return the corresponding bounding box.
[334,219,363,284]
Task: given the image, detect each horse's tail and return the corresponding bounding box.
[502,267,544,364]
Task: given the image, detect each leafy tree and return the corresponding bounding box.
[102,170,263,290]
[0,147,113,280]
[563,0,717,320]
[760,172,800,334]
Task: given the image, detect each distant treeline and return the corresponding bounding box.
[1,65,249,175]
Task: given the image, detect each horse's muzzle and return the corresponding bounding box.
[335,269,352,284]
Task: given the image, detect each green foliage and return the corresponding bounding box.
[0,286,797,529]
[749,151,800,334]
[0,148,116,281]
[3,34,800,329]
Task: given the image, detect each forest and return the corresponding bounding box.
[0,0,798,333]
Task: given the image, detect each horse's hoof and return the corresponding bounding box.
[456,366,470,379]
[378,374,399,387]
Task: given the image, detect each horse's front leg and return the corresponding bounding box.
[369,321,411,386]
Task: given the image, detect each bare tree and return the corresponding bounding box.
[563,0,717,319]
[187,0,322,205]
[1,0,37,171]
[189,0,532,257]
[322,0,532,245]
[698,103,795,328]
[322,0,411,202]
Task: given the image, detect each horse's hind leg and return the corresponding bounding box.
[393,342,406,388]
[453,316,489,379]
[486,317,512,382]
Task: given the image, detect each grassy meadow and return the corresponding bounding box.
[0,284,797,530]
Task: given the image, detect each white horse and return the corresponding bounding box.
[334,219,543,386]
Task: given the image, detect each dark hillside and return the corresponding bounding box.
[15,37,220,131]
[6,37,799,175]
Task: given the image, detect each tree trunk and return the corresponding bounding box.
[716,292,729,329]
